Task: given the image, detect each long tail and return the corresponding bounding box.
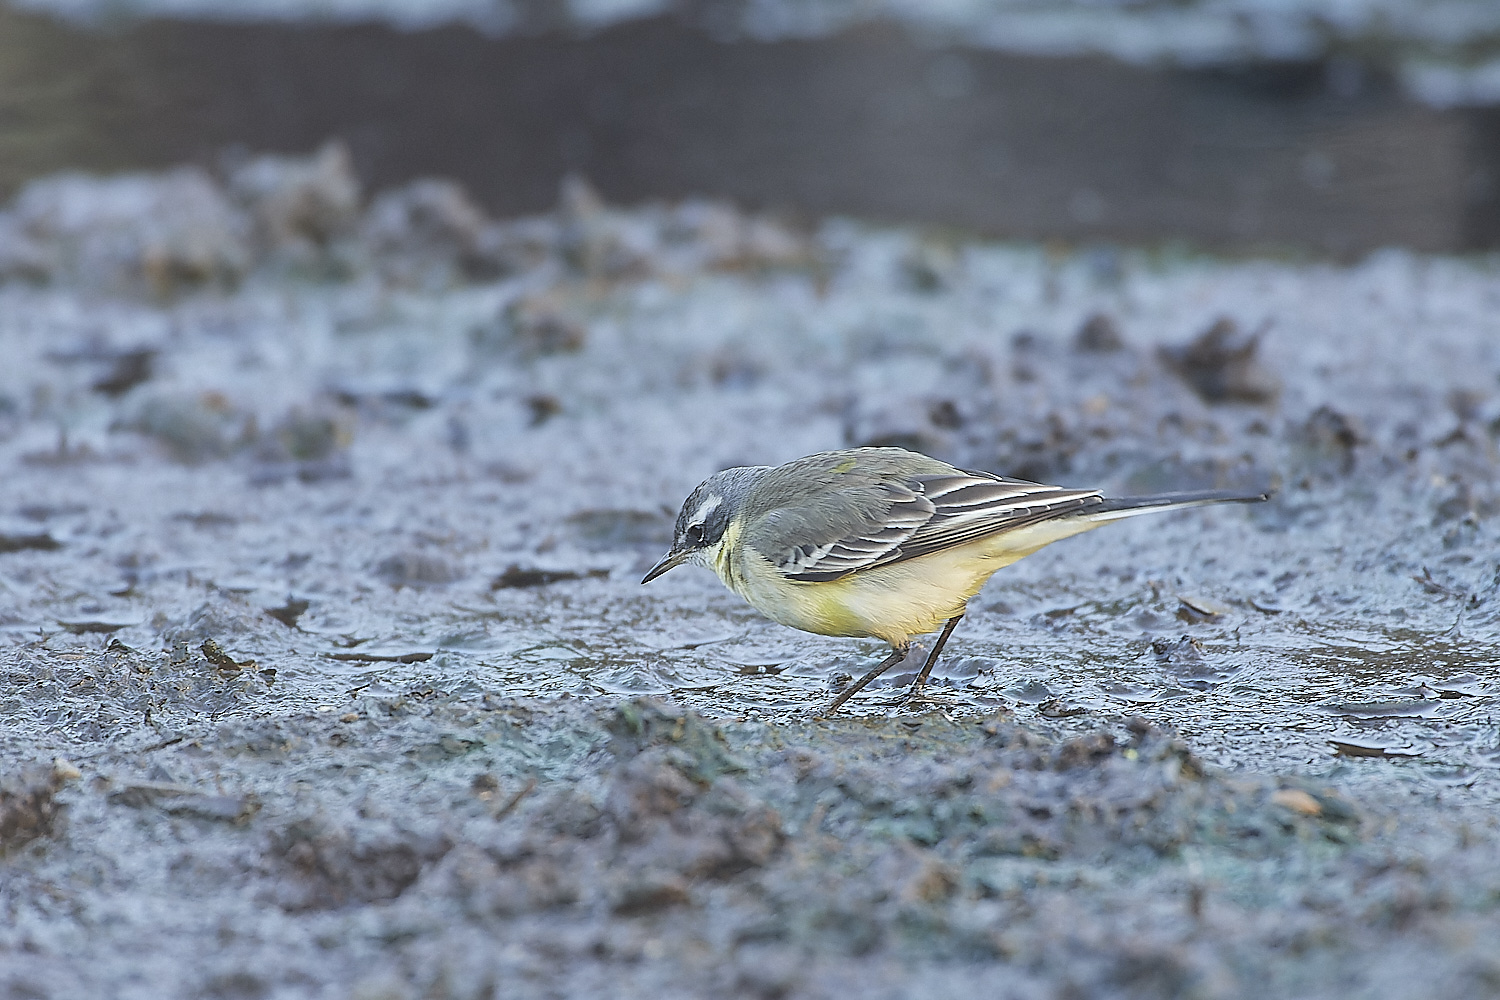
[1085,489,1269,523]
[977,488,1267,565]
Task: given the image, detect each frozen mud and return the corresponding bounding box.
[0,147,1498,998]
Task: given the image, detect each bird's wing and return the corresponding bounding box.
[896,474,1103,562]
[750,470,1103,583]
[759,479,936,581]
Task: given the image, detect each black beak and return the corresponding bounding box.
[641,549,689,584]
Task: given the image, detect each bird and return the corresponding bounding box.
[642,446,1266,716]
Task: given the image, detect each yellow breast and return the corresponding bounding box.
[706,513,1110,644]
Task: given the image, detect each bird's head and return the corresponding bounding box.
[642,466,767,583]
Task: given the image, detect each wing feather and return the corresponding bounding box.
[759,467,1103,582]
[769,481,934,576]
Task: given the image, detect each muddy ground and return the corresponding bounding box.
[0,148,1498,999]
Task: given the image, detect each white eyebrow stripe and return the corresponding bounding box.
[687,494,723,526]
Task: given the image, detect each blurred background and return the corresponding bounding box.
[4,0,1500,254]
[8,7,1500,998]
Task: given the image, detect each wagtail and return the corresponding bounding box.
[643,447,1266,715]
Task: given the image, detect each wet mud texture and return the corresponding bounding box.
[1,150,1500,997]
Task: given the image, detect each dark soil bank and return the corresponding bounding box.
[6,6,1500,256]
[1,148,1498,998]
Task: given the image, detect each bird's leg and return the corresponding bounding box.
[906,614,964,702]
[819,641,911,717]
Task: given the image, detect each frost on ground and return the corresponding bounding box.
[0,145,1498,998]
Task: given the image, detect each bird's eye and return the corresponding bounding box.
[684,523,704,544]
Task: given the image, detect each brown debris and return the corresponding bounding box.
[1074,312,1125,352]
[91,348,156,397]
[1412,567,1465,599]
[10,166,252,297]
[610,870,692,915]
[269,821,452,910]
[362,178,496,287]
[491,295,588,358]
[1053,732,1116,769]
[490,565,609,589]
[1,760,78,854]
[201,639,256,673]
[327,649,434,664]
[524,393,563,426]
[432,842,581,918]
[109,782,260,824]
[228,140,362,252]
[56,616,137,634]
[557,174,650,279]
[1292,405,1361,478]
[1158,317,1279,404]
[0,532,61,554]
[899,852,960,904]
[264,597,309,628]
[664,197,811,273]
[928,398,964,429]
[1037,698,1088,718]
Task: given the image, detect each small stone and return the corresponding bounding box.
[126,392,255,464]
[1074,312,1124,352]
[374,551,461,587]
[0,532,62,554]
[610,871,691,915]
[1151,635,1206,665]
[1037,698,1088,718]
[1269,788,1322,816]
[91,348,156,397]
[1176,594,1229,623]
[525,394,563,426]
